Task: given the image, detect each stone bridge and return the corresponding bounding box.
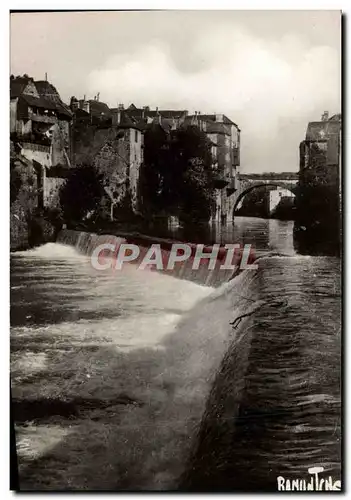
[225,172,299,222]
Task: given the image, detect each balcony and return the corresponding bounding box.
[30,113,57,124]
[213,174,229,189]
[213,171,238,191]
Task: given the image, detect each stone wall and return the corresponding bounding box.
[51,120,71,166]
[10,155,39,250]
[72,123,142,211]
[44,176,66,207]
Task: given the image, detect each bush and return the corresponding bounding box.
[59,165,105,223]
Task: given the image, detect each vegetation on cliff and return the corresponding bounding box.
[140,125,216,224]
[295,143,340,255]
[59,165,105,223]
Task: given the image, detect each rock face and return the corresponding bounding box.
[10,145,58,251]
[10,146,39,250]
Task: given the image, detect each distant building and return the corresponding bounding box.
[299,111,341,172]
[123,105,241,223]
[269,188,295,213]
[184,113,240,223]
[70,99,144,214]
[69,98,241,220]
[296,111,341,253]
[70,95,112,127]
[10,75,72,208]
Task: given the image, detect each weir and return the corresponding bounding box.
[56,229,257,287]
[54,230,340,491]
[54,229,265,488]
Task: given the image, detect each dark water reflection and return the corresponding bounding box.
[144,216,295,256]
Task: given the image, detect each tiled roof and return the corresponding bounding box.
[35,80,72,117]
[35,80,60,98]
[88,100,111,117]
[147,110,188,119]
[20,94,72,118]
[118,112,145,131]
[20,94,58,110]
[188,113,238,127]
[10,77,31,99]
[145,117,174,134]
[126,108,144,120]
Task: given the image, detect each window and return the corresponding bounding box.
[135,130,138,142]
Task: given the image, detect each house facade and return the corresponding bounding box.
[10,75,73,209]
[121,105,241,223]
[70,99,144,214]
[296,111,341,251]
[69,97,241,221]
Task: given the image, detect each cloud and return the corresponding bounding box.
[87,23,340,173]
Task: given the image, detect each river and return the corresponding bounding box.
[10,216,341,491]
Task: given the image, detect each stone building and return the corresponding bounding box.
[10,75,73,209]
[299,111,341,173]
[296,111,341,253]
[70,98,240,221]
[124,105,241,223]
[184,113,240,223]
[70,99,144,215]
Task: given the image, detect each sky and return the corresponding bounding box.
[10,10,341,173]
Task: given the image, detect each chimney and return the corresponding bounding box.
[81,97,90,114]
[112,109,121,126]
[142,105,150,119]
[321,111,329,121]
[215,114,223,122]
[96,92,100,102]
[70,96,79,111]
[118,103,124,110]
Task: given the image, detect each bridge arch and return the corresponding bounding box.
[232,182,297,216]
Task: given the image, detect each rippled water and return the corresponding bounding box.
[10,217,341,491]
[11,243,212,352]
[182,255,341,491]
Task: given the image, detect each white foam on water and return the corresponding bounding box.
[12,242,87,261]
[11,242,215,351]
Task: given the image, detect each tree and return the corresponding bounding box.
[10,164,22,204]
[139,124,170,217]
[140,124,216,224]
[59,165,105,223]
[294,143,340,255]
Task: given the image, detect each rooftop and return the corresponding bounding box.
[10,75,72,118]
[88,99,112,117]
[10,76,34,99]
